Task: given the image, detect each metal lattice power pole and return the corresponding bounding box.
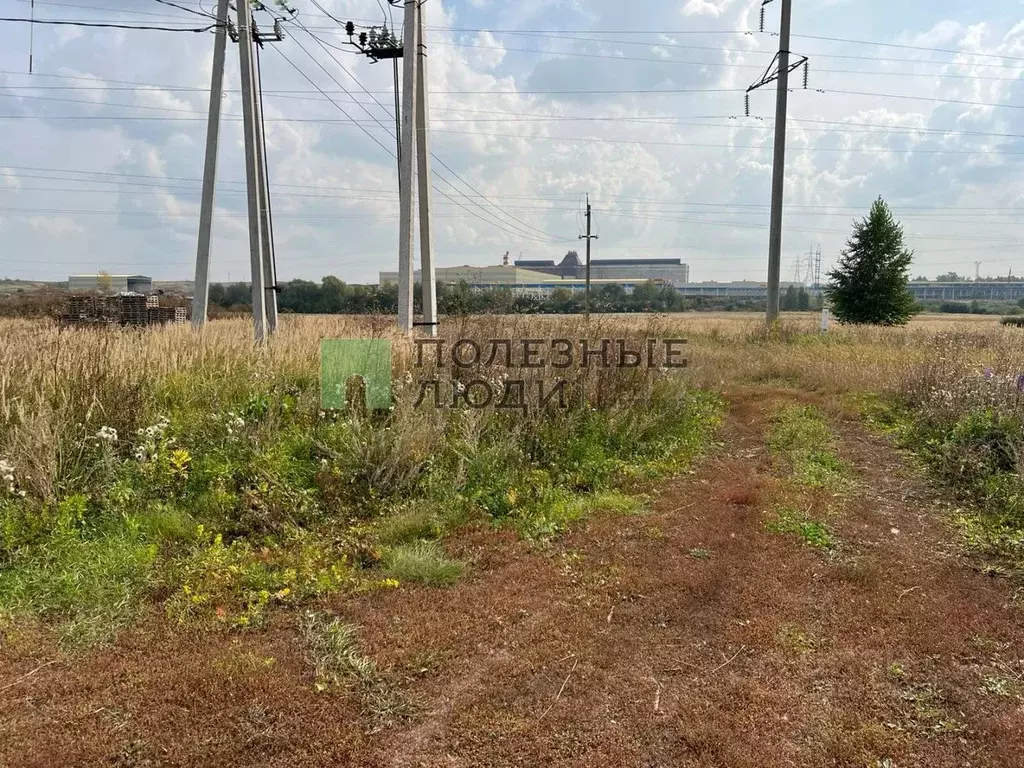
[192,0,231,329]
[415,1,437,337]
[748,0,806,326]
[396,0,419,335]
[236,0,267,341]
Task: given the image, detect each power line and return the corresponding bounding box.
[0,16,217,32]
[14,165,1024,214]
[284,20,566,243]
[280,28,555,246]
[6,80,1024,140]
[421,38,1024,80]
[8,0,198,20]
[150,0,217,21]
[15,184,1024,222]
[319,21,1024,66]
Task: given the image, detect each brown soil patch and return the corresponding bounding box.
[1,387,1022,767]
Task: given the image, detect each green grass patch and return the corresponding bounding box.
[768,405,850,489]
[299,610,417,727]
[766,506,836,550]
[0,533,158,649]
[382,541,465,587]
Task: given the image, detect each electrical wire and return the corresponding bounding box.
[269,43,557,243]
[150,0,217,21]
[285,22,566,244]
[284,21,566,243]
[8,0,199,19]
[0,16,218,32]
[15,165,1024,212]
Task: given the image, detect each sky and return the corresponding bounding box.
[1,0,1024,285]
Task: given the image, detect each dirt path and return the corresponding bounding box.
[2,388,1022,767]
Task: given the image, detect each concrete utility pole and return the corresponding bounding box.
[192,0,230,329]
[252,39,278,333]
[415,5,437,337]
[236,0,267,341]
[747,0,806,325]
[580,194,597,322]
[766,0,792,324]
[396,0,418,334]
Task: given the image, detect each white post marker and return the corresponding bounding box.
[821,307,830,333]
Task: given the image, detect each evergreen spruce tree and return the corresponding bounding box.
[825,196,916,325]
[797,287,810,311]
[782,284,798,311]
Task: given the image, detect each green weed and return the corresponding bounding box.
[0,533,157,648]
[383,541,465,587]
[768,406,850,489]
[299,610,416,727]
[776,624,817,654]
[766,506,836,550]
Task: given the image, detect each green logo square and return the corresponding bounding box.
[320,339,392,410]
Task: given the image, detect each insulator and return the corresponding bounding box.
[803,61,809,89]
[359,31,367,46]
[759,6,765,32]
[345,21,355,36]
[745,93,750,118]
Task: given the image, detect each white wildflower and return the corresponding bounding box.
[96,426,119,443]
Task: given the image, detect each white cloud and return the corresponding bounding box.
[0,0,1022,282]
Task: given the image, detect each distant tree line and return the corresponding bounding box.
[209,277,689,315]
[781,285,818,311]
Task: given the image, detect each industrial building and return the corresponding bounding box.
[68,274,153,295]
[378,265,668,298]
[516,252,690,286]
[907,281,1024,301]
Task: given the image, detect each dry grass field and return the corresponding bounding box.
[1,312,1022,767]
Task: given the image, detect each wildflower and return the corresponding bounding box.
[96,426,118,443]
[1016,373,1024,393]
[0,458,14,485]
[984,367,994,381]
